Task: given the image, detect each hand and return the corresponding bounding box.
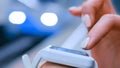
[70,0,120,68]
[40,0,120,68]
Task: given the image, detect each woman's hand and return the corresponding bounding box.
[89,14,120,68]
[70,0,120,68]
[40,0,120,68]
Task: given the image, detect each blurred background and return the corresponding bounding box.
[0,0,119,68]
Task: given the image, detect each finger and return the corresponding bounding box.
[41,62,72,68]
[81,0,104,28]
[68,0,103,28]
[85,14,120,49]
[69,6,82,16]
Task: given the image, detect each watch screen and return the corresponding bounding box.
[50,46,88,56]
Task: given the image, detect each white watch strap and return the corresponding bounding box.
[22,54,32,68]
[32,50,42,68]
[22,52,42,68]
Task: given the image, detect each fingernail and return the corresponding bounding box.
[81,14,91,28]
[81,37,90,49]
[69,6,77,10]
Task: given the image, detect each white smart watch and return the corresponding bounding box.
[22,15,97,68]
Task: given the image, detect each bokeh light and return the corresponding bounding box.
[9,11,26,24]
[40,12,58,26]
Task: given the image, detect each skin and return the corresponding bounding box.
[40,0,120,68]
[40,62,72,68]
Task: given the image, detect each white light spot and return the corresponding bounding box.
[9,11,26,24]
[40,12,58,26]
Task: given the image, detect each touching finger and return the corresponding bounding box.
[86,14,120,49]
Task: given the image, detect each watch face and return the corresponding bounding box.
[50,46,89,56]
